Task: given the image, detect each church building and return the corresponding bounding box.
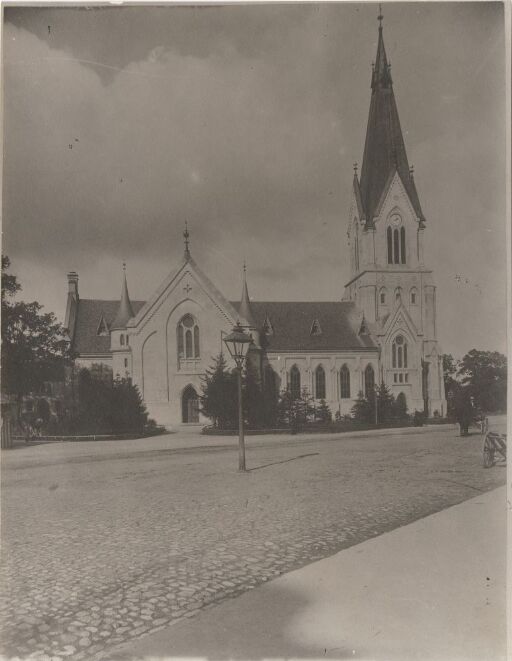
[64,16,446,428]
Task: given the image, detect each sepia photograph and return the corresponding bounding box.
[1,2,508,660]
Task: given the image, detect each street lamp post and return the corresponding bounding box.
[223,322,253,472]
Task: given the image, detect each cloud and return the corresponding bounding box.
[2,4,507,357]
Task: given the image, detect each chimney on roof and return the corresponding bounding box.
[67,271,79,299]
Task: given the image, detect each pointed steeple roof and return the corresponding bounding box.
[359,11,425,226]
[112,263,135,329]
[239,262,256,328]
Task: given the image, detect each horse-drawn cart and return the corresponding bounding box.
[482,422,507,468]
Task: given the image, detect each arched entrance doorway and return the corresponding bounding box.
[182,385,199,423]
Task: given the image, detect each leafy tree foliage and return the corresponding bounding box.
[200,354,279,429]
[1,256,71,407]
[75,369,150,434]
[442,353,459,410]
[351,384,409,424]
[457,349,507,412]
[316,399,332,423]
[394,391,408,419]
[375,381,395,423]
[200,353,238,429]
[351,390,375,423]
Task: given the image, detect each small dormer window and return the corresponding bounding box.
[310,319,322,336]
[96,315,110,337]
[263,315,274,335]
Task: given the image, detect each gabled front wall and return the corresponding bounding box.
[128,265,238,426]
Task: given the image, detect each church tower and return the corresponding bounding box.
[345,10,445,415]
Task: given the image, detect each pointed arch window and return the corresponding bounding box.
[379,288,387,305]
[387,219,406,264]
[364,364,375,397]
[289,365,301,399]
[315,365,326,399]
[178,314,200,359]
[395,287,402,302]
[410,287,417,305]
[340,365,351,399]
[392,335,408,369]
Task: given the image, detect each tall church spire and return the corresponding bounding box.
[359,9,425,226]
[112,262,135,329]
[239,261,256,328]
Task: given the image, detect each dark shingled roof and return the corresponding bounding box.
[231,301,377,351]
[72,299,145,354]
[72,299,377,355]
[359,24,425,225]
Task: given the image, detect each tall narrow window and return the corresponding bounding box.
[290,365,301,399]
[364,364,375,397]
[120,334,125,346]
[315,365,326,399]
[177,314,200,359]
[400,227,406,264]
[387,226,393,264]
[393,229,400,264]
[340,365,351,399]
[355,222,360,271]
[410,287,417,305]
[392,335,408,369]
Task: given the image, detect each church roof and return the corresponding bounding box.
[231,301,378,351]
[71,299,377,355]
[72,299,145,354]
[359,20,425,226]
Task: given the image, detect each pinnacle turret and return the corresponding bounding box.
[112,263,135,329]
[239,262,256,328]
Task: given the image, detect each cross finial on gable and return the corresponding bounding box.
[183,221,191,260]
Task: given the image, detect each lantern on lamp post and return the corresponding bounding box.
[223,322,253,471]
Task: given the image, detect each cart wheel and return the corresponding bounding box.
[483,436,495,468]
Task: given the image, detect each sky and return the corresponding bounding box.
[2,1,507,358]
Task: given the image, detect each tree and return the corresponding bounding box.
[442,354,459,405]
[316,399,332,423]
[375,381,395,423]
[1,256,71,416]
[200,353,237,429]
[111,376,150,434]
[351,390,374,423]
[394,391,408,420]
[457,349,507,412]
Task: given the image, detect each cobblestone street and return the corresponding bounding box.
[0,424,506,661]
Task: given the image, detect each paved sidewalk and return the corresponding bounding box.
[109,486,507,661]
[4,422,460,469]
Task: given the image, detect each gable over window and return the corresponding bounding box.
[96,314,110,337]
[310,319,322,336]
[262,314,274,335]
